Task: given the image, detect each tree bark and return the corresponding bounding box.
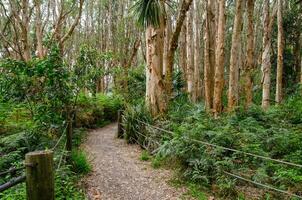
[35,0,44,58]
[276,0,284,104]
[146,23,167,116]
[243,0,255,108]
[228,0,245,112]
[187,7,195,100]
[261,2,277,110]
[165,0,193,97]
[193,0,202,102]
[204,0,216,111]
[213,0,226,115]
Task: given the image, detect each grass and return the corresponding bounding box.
[71,150,91,174]
[140,150,151,161]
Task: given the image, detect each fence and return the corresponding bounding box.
[0,122,68,200]
[117,111,302,199]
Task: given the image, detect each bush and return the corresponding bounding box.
[75,93,123,128]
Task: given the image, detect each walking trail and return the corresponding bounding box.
[83,123,189,200]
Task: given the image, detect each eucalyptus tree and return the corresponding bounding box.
[132,0,193,116]
[132,0,167,116]
[213,0,226,115]
[228,0,245,112]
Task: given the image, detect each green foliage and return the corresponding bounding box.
[140,150,151,161]
[126,93,302,198]
[73,45,106,95]
[0,47,122,198]
[132,0,165,28]
[75,93,123,128]
[71,150,92,174]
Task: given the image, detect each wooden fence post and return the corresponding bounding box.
[25,151,54,200]
[117,110,124,138]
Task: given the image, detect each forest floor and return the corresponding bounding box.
[83,123,190,200]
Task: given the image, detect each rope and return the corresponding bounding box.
[0,166,25,177]
[52,123,69,151]
[130,137,148,150]
[0,175,26,192]
[188,138,302,168]
[135,119,302,168]
[57,141,67,170]
[135,119,174,135]
[134,130,161,146]
[224,171,302,199]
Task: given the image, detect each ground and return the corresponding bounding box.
[83,123,188,200]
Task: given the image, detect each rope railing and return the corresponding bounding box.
[122,116,302,199]
[0,123,69,194]
[0,166,25,177]
[224,171,302,199]
[134,119,302,169]
[0,175,26,192]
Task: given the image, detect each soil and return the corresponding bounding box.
[83,123,189,200]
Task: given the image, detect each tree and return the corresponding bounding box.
[228,0,245,112]
[243,0,255,108]
[204,0,216,112]
[164,0,193,98]
[133,0,167,116]
[213,0,226,115]
[261,1,277,110]
[276,0,285,103]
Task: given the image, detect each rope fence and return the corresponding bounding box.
[0,123,69,195]
[120,115,302,199]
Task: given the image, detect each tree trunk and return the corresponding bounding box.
[35,0,44,58]
[276,0,284,104]
[180,24,188,90]
[146,24,167,116]
[193,0,202,102]
[165,0,193,97]
[261,2,277,110]
[228,0,245,112]
[187,7,195,100]
[213,0,226,115]
[243,0,255,108]
[204,0,216,111]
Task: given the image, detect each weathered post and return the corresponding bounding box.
[25,151,54,200]
[117,110,124,138]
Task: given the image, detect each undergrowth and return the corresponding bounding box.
[123,93,302,199]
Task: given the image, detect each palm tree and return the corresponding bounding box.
[132,0,167,116]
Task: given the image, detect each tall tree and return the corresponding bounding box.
[186,6,194,100]
[261,1,277,110]
[165,0,194,98]
[204,0,216,111]
[133,0,167,116]
[276,0,284,103]
[228,0,245,112]
[243,0,255,108]
[213,0,226,115]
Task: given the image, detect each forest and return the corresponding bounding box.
[0,0,302,199]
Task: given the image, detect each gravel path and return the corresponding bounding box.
[83,123,188,200]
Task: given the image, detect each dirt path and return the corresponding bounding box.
[83,123,188,200]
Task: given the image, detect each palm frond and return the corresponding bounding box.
[131,0,165,28]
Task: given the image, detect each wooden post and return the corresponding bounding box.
[117,110,124,138]
[25,151,54,200]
